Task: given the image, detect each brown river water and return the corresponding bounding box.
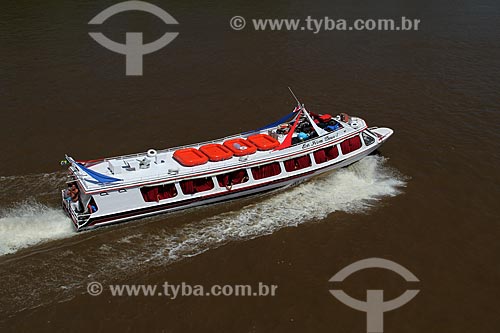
[0,0,499,332]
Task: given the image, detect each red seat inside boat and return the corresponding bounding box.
[199,144,233,162]
[223,138,257,156]
[247,134,280,151]
[173,148,209,167]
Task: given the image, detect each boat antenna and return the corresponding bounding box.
[288,87,303,109]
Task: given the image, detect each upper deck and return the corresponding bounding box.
[68,112,367,194]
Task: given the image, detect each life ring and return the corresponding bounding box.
[147,149,157,158]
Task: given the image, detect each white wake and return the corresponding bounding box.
[0,202,74,256]
[141,155,407,263]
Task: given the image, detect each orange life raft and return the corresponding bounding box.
[173,148,209,167]
[247,134,280,151]
[223,138,257,156]
[199,144,233,162]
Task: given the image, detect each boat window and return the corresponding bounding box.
[340,135,362,155]
[180,177,214,195]
[251,162,281,180]
[217,169,249,188]
[362,132,375,146]
[141,184,178,202]
[284,155,312,172]
[313,145,339,164]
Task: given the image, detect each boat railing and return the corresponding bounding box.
[98,125,351,171]
[61,189,91,226]
[76,127,359,191]
[95,129,270,165]
[76,213,91,223]
[61,190,70,210]
[79,154,266,188]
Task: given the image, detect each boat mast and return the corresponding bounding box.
[288,87,303,110]
[287,87,328,136]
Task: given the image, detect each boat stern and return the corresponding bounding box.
[61,187,92,232]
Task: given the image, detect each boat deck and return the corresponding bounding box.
[70,116,364,193]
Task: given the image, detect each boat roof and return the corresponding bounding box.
[67,110,366,193]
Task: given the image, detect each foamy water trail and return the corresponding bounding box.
[0,171,73,256]
[143,155,406,263]
[0,202,74,255]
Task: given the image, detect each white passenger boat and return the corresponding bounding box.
[61,98,393,231]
